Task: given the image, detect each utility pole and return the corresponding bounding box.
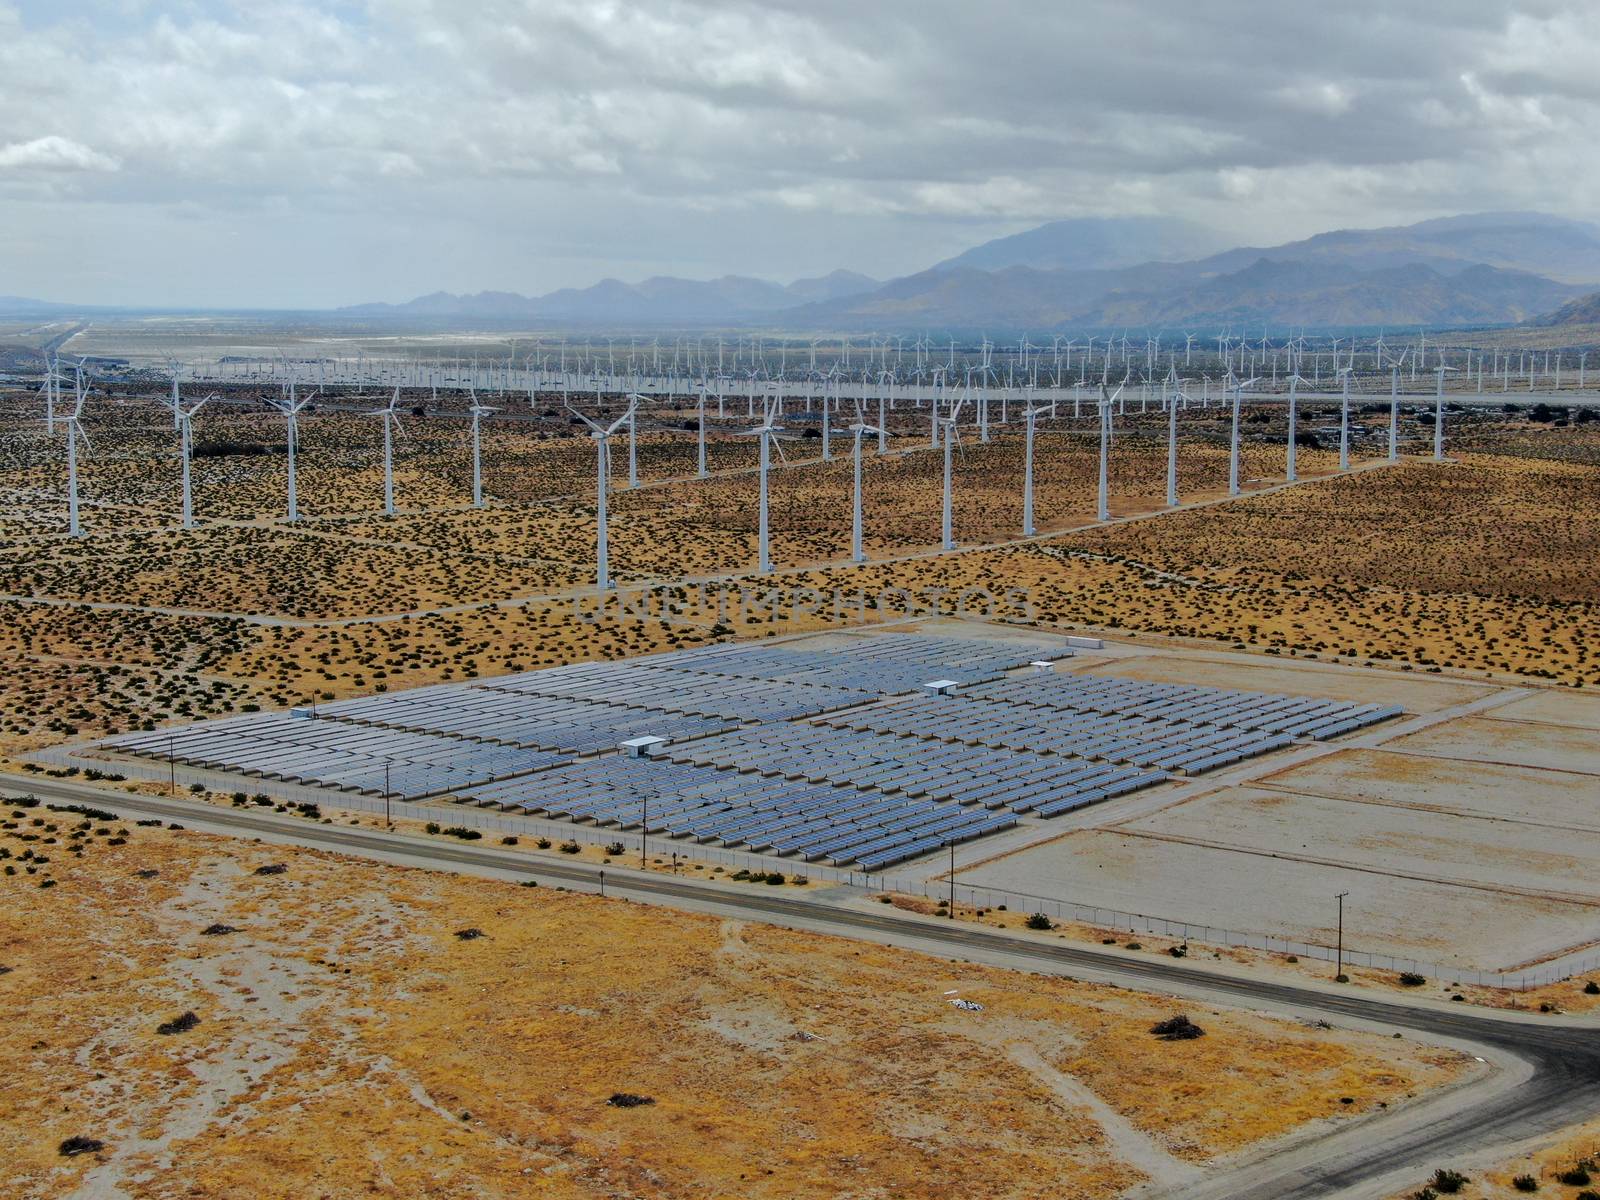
[384,759,392,829]
[948,842,956,917]
[641,793,649,869]
[1335,891,1350,980]
[168,734,176,796]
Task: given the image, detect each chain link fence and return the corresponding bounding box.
[22,744,1599,992]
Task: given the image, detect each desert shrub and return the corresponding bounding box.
[604,841,625,857]
[253,863,287,876]
[454,928,486,941]
[442,827,482,841]
[1430,1168,1468,1193]
[1150,1015,1204,1041]
[559,840,580,854]
[47,803,117,822]
[1512,1175,1538,1191]
[1557,1166,1592,1186]
[1025,913,1053,931]
[765,872,785,885]
[606,1092,655,1108]
[424,822,441,834]
[1169,944,1188,958]
[58,1135,104,1156]
[1399,972,1426,987]
[1584,979,1599,995]
[536,837,551,849]
[201,923,238,936]
[500,836,518,845]
[156,1011,200,1035]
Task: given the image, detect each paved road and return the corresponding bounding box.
[11,772,1598,1199]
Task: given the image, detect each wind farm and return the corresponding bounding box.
[6,3,1600,1196]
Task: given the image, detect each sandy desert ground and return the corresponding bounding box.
[0,815,1468,1200]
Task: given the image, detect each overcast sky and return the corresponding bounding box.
[2,0,1598,308]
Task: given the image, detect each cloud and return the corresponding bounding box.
[0,135,120,172]
[0,0,1598,306]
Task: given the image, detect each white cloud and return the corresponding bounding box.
[1,0,1599,305]
[0,135,120,173]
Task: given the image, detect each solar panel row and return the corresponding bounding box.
[664,723,1167,813]
[813,693,1296,774]
[105,714,569,798]
[456,756,1017,870]
[316,686,731,754]
[970,674,1403,740]
[481,661,863,722]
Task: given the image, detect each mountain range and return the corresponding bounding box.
[337,211,1600,332]
[6,212,1600,332]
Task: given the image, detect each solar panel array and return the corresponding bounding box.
[481,662,864,722]
[96,630,1401,872]
[967,674,1403,741]
[457,757,1017,871]
[657,632,1070,694]
[814,693,1296,775]
[106,714,568,798]
[316,686,732,754]
[665,723,1164,816]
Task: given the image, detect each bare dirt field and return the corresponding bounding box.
[954,644,1600,974]
[1386,716,1600,776]
[0,817,1466,1200]
[963,824,1598,972]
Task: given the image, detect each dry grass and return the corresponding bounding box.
[0,817,1466,1199]
[0,390,1592,760]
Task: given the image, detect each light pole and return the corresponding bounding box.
[1335,891,1350,980]
[168,734,176,796]
[640,793,649,869]
[384,758,392,829]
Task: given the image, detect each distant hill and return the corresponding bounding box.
[1531,289,1600,326]
[932,216,1223,273]
[789,257,1588,331]
[342,269,881,323]
[1195,212,1600,286]
[0,295,80,316]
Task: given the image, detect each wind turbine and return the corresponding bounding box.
[1336,367,1353,471]
[165,356,184,431]
[1021,400,1052,537]
[741,396,790,574]
[1097,382,1124,522]
[937,392,968,550]
[566,395,638,591]
[1284,373,1305,482]
[39,354,60,434]
[270,382,317,523]
[1227,376,1259,497]
[626,393,643,488]
[1432,364,1457,462]
[696,384,709,479]
[62,365,93,537]
[369,386,408,515]
[1165,378,1182,507]
[468,393,498,508]
[177,393,216,529]
[847,403,882,562]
